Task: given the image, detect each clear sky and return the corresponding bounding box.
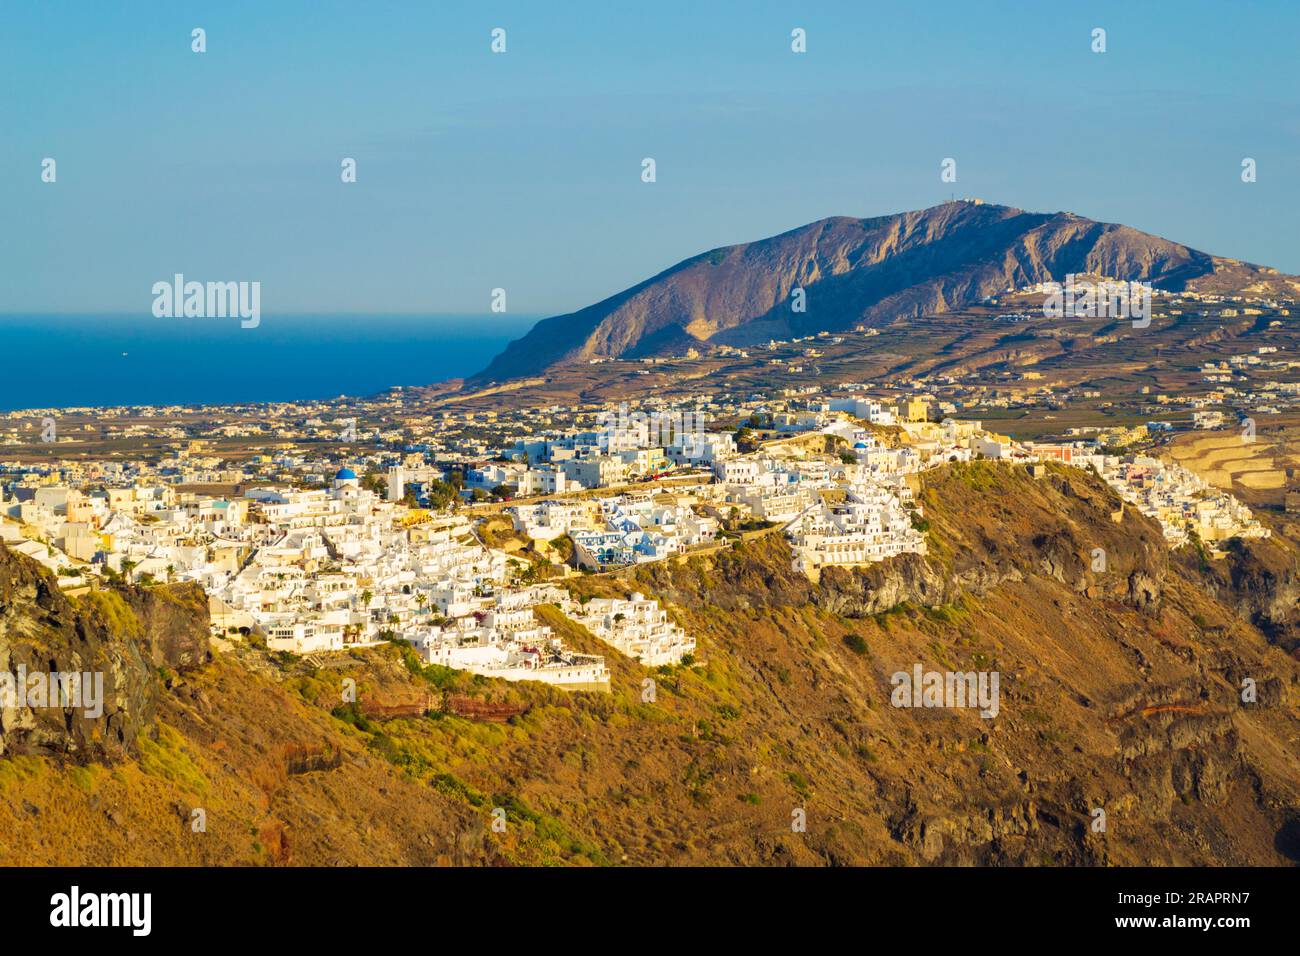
[3,0,1298,317]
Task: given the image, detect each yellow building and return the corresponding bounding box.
[897,397,929,423]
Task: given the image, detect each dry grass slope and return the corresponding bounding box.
[2,463,1298,866]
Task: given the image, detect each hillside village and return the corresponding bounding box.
[0,386,1271,692]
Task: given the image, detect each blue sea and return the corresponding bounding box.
[0,314,540,411]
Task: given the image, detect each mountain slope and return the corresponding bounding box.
[473,201,1300,382]
[3,461,1298,865]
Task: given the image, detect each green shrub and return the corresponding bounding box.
[331,701,374,733]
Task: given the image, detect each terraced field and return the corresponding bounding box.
[1166,419,1300,508]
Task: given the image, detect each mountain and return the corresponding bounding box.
[473,200,1300,383]
[4,462,1299,865]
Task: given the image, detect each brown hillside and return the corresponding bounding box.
[2,462,1298,865]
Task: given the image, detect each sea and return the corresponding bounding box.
[0,313,540,412]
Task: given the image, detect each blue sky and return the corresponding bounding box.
[3,0,1298,316]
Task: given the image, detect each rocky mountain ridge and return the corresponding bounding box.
[474,201,1300,382]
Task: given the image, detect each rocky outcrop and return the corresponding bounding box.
[0,544,208,761]
[817,553,1022,617]
[814,464,1169,618]
[1105,680,1244,819]
[1183,536,1300,654]
[619,464,1175,623]
[122,584,210,672]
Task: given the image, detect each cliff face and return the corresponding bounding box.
[819,464,1169,618]
[122,584,211,673]
[621,463,1169,620]
[474,201,1300,381]
[0,545,208,762]
[584,463,1300,864]
[1182,535,1300,656]
[2,462,1298,866]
